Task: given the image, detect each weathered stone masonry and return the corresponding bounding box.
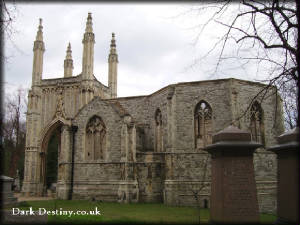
[22,13,284,213]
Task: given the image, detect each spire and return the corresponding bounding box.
[82,12,95,79]
[32,18,45,86]
[36,18,43,41]
[66,42,72,60]
[83,12,95,41]
[109,33,118,62]
[108,32,118,98]
[64,42,73,77]
[110,33,116,50]
[85,12,93,33]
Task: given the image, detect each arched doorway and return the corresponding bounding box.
[40,121,63,196]
[203,199,208,209]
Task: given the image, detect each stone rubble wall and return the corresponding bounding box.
[24,77,282,213]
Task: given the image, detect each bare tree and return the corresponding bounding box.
[280,79,298,129]
[1,0,22,63]
[1,0,24,178]
[1,0,17,39]
[177,2,298,222]
[182,0,299,128]
[2,88,27,178]
[189,153,210,224]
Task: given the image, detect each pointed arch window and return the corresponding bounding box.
[194,101,212,148]
[85,115,106,160]
[250,101,264,145]
[155,108,163,152]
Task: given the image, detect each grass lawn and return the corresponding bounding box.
[9,200,276,224]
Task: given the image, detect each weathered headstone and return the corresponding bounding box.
[268,127,299,224]
[204,125,260,223]
[13,170,21,192]
[0,175,18,206]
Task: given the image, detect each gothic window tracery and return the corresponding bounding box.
[85,115,106,160]
[155,108,163,152]
[250,101,265,145]
[194,101,212,148]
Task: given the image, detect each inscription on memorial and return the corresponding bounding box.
[223,157,258,219]
[207,126,260,223]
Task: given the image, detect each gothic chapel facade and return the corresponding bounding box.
[22,13,284,213]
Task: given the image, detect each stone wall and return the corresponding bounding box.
[118,79,282,213]
[71,98,123,200]
[117,87,171,152]
[230,79,284,213]
[94,78,281,213]
[136,153,165,202]
[73,98,123,161]
[22,73,113,196]
[40,75,109,128]
[173,80,232,152]
[24,75,283,213]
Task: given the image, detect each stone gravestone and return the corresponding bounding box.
[204,125,260,223]
[268,127,299,224]
[0,175,18,206]
[13,170,21,192]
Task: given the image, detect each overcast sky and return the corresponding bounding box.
[4,2,263,98]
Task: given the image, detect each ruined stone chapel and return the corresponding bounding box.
[22,13,285,213]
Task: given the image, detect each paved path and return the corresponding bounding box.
[1,193,54,224]
[14,192,54,202]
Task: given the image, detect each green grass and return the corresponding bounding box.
[260,213,277,223]
[8,200,276,224]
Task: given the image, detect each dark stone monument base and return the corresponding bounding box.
[1,176,18,207]
[2,192,18,207]
[208,150,260,223]
[268,127,299,225]
[205,126,261,224]
[1,210,47,224]
[275,217,299,225]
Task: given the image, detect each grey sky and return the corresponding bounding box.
[4,3,261,97]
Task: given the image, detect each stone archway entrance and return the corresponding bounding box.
[40,121,63,196]
[45,128,61,194]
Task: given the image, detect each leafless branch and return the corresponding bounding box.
[180,0,298,128]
